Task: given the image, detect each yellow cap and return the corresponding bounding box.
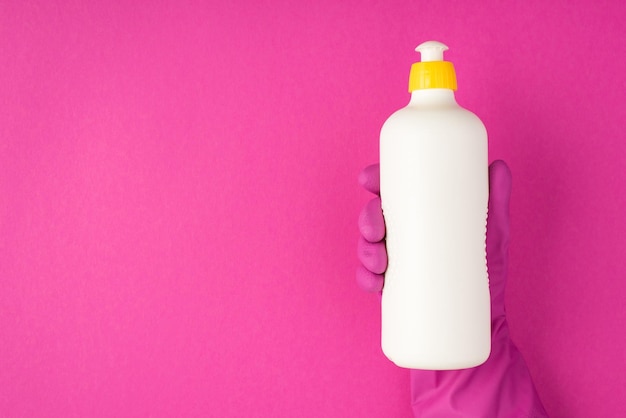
[409,61,457,92]
[408,41,457,92]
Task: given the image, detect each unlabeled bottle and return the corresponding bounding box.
[380,41,490,370]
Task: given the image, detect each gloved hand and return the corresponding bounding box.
[357,160,548,418]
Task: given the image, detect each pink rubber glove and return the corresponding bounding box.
[357,160,548,418]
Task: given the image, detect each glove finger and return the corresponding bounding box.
[359,197,386,242]
[487,160,512,317]
[358,163,380,195]
[357,236,387,274]
[356,265,385,293]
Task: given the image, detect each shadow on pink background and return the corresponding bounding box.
[1,1,625,416]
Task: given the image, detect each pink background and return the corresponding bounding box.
[1,1,625,417]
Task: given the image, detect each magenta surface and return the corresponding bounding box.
[1,1,625,417]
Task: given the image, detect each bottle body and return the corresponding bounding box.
[380,89,490,370]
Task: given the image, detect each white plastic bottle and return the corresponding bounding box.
[380,41,490,370]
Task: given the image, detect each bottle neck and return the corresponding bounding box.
[409,88,457,106]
